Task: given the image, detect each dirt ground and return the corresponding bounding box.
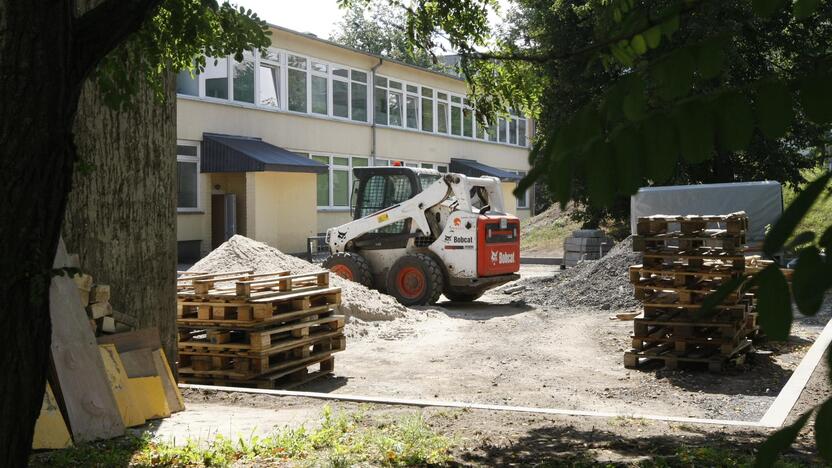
[161,264,830,463]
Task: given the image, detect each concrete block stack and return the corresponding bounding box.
[563,229,614,267]
[176,269,345,389]
[624,212,759,372]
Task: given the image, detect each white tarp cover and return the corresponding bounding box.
[630,181,783,243]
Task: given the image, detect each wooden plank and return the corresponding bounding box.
[152,349,185,413]
[32,383,72,449]
[49,238,125,442]
[126,377,171,420]
[96,327,162,353]
[119,348,158,378]
[98,345,146,427]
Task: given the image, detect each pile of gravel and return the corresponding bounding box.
[188,235,410,322]
[519,236,642,311]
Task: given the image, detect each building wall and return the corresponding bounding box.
[248,172,318,254]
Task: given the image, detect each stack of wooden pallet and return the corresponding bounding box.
[624,212,758,372]
[176,269,345,388]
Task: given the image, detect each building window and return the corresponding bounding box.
[421,87,434,132]
[258,63,280,108]
[509,117,518,145]
[463,100,474,138]
[389,80,403,127]
[288,54,308,112]
[176,70,199,96]
[311,61,328,115]
[498,118,507,143]
[514,170,529,209]
[519,119,527,147]
[232,51,255,104]
[374,76,388,125]
[203,57,229,99]
[312,155,330,206]
[177,143,199,210]
[451,96,462,136]
[311,154,371,209]
[405,84,419,130]
[436,92,449,134]
[351,70,368,122]
[332,67,349,118]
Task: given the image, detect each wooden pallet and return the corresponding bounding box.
[636,213,748,237]
[179,343,342,382]
[629,264,744,287]
[632,277,750,303]
[633,231,746,253]
[641,249,746,270]
[178,315,345,352]
[178,271,331,298]
[177,288,341,324]
[623,339,751,372]
[632,315,757,355]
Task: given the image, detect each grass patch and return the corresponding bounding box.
[30,406,453,467]
[782,167,832,250]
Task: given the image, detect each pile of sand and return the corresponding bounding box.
[519,236,642,311]
[188,235,411,322]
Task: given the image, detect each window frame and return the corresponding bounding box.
[306,153,374,210]
[176,140,201,213]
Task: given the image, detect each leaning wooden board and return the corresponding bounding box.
[50,238,125,441]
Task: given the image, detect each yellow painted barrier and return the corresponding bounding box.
[98,344,146,427]
[127,376,171,420]
[32,383,72,449]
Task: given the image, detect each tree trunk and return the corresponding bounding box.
[64,70,178,366]
[0,3,83,465]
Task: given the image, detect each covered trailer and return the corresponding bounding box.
[630,181,784,246]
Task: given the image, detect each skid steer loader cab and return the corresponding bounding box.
[324,166,520,306]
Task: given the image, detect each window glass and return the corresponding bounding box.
[389,91,403,126]
[333,169,350,206]
[437,92,448,100]
[176,70,199,96]
[374,159,389,166]
[374,86,388,125]
[351,82,367,122]
[437,102,448,133]
[451,96,461,104]
[176,161,198,208]
[258,65,279,107]
[352,157,369,167]
[288,55,307,69]
[405,95,419,129]
[333,156,350,166]
[499,118,507,142]
[333,80,349,118]
[437,165,448,173]
[421,163,434,169]
[232,53,255,103]
[311,75,328,115]
[312,155,329,206]
[203,57,228,99]
[374,76,387,87]
[488,123,498,142]
[421,87,433,97]
[312,61,328,73]
[515,171,528,208]
[421,97,433,131]
[263,48,280,62]
[406,84,418,93]
[288,68,307,112]
[389,80,402,90]
[451,106,462,135]
[463,108,473,137]
[519,119,527,146]
[509,118,518,144]
[333,67,349,78]
[351,70,367,82]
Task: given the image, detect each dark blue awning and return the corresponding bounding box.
[450,158,522,182]
[201,133,328,174]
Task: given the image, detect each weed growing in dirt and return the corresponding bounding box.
[29,406,453,467]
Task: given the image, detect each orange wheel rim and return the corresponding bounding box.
[330,264,354,281]
[396,266,425,299]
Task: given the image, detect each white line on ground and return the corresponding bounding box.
[178,318,832,430]
[759,318,832,427]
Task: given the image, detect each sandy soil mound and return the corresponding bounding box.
[189,235,411,323]
[519,236,642,311]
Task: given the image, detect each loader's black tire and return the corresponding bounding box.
[324,252,373,288]
[443,290,483,302]
[386,253,444,306]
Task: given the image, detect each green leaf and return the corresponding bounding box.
[755,80,794,139]
[584,142,616,207]
[623,92,647,121]
[817,399,832,462]
[612,130,644,195]
[698,276,747,318]
[764,171,832,254]
[752,0,788,17]
[697,37,726,80]
[754,410,812,467]
[548,154,573,205]
[644,25,662,49]
[754,264,792,341]
[675,102,715,163]
[792,246,831,316]
[653,49,695,101]
[799,73,832,124]
[794,0,823,19]
[642,114,678,183]
[716,91,754,151]
[660,15,679,37]
[631,34,647,55]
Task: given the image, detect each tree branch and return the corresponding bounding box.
[72,0,163,83]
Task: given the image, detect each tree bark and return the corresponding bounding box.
[0,3,83,465]
[0,1,159,464]
[64,70,177,367]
